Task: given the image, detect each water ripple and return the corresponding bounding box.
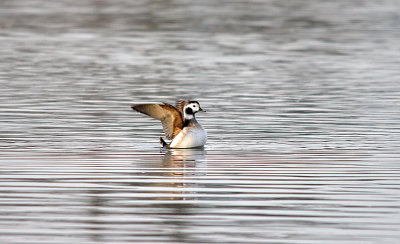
[1,0,400,243]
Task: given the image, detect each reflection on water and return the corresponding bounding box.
[1,151,399,243]
[1,0,400,243]
[156,149,207,201]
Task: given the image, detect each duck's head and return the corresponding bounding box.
[183,101,205,119]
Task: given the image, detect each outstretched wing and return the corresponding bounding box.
[131,103,183,140]
[175,100,189,115]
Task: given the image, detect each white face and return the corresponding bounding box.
[187,102,200,113]
[183,102,202,119]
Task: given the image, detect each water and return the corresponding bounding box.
[1,0,400,243]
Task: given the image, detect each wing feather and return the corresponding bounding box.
[131,103,183,140]
[175,100,189,115]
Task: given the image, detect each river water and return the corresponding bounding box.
[1,0,400,243]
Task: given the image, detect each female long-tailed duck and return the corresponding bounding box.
[131,100,207,148]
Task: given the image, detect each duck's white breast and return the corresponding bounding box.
[169,126,207,148]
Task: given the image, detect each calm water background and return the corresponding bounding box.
[1,0,400,243]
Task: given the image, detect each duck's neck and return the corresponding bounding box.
[183,113,195,127]
[184,113,194,120]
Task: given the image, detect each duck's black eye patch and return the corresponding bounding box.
[185,107,193,114]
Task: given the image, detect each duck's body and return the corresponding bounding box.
[131,100,207,149]
[169,119,207,148]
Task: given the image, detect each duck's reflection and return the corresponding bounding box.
[155,148,207,200]
[161,148,207,168]
[154,148,207,242]
[85,149,207,243]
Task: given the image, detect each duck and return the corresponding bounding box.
[131,100,207,148]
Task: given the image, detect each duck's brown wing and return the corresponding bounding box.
[131,103,183,140]
[175,100,189,115]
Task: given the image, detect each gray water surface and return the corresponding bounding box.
[1,0,400,243]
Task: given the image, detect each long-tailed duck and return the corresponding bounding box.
[131,100,207,148]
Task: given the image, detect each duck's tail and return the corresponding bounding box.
[160,137,168,148]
